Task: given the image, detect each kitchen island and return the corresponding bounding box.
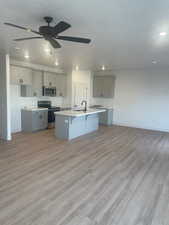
[54,109,106,140]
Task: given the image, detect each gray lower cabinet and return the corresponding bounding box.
[99,108,113,125]
[21,110,48,132]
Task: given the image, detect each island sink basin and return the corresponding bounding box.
[73,109,86,112]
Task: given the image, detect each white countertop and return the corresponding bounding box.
[96,106,113,110]
[22,107,48,112]
[54,109,106,117]
[90,106,113,110]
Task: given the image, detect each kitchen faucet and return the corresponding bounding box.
[81,100,87,112]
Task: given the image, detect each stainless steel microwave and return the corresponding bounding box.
[42,86,56,97]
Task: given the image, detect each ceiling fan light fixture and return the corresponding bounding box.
[152,60,157,64]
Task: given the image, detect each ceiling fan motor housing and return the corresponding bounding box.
[39,26,55,36]
[44,16,53,24]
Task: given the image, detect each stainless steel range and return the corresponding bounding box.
[38,101,60,128]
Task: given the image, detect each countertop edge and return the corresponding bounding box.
[54,109,106,117]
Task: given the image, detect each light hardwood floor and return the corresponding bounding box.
[0,125,169,225]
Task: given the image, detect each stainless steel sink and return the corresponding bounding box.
[73,109,86,112]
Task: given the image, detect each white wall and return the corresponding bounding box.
[0,54,11,140]
[113,68,169,132]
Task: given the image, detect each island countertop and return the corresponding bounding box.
[54,109,106,117]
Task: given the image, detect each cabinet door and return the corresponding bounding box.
[38,111,48,130]
[56,74,67,97]
[32,111,48,131]
[93,76,104,97]
[43,72,56,87]
[20,67,32,85]
[103,76,115,98]
[10,65,32,85]
[32,70,43,97]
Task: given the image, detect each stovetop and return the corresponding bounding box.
[37,101,60,111]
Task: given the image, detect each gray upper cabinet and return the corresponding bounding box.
[10,65,32,85]
[93,75,115,98]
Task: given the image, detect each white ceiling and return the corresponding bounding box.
[1,0,169,70]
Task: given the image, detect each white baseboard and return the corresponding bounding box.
[113,122,169,133]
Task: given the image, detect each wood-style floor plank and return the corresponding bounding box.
[0,126,169,225]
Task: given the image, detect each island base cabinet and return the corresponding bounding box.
[55,114,99,140]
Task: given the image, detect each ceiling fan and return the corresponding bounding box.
[4,16,91,49]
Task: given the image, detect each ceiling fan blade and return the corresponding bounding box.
[56,36,91,44]
[4,22,40,35]
[14,37,43,41]
[54,21,71,34]
[47,38,61,48]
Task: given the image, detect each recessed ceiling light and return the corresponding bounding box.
[102,65,105,70]
[44,48,50,53]
[24,54,29,59]
[75,65,79,71]
[55,60,59,66]
[160,32,167,36]
[44,47,52,56]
